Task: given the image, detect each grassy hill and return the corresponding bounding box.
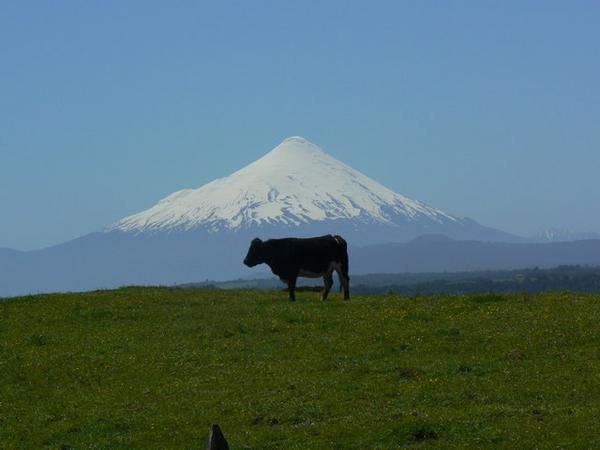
[2,288,600,448]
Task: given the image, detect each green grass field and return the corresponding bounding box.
[2,288,600,449]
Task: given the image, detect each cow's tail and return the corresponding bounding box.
[334,235,350,294]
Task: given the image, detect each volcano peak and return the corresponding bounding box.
[109,137,463,234]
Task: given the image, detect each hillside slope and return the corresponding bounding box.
[2,288,600,448]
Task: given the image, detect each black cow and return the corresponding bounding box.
[243,234,350,301]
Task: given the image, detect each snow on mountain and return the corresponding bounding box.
[109,136,461,233]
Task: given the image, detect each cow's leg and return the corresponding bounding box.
[287,276,297,301]
[322,273,333,301]
[341,275,350,300]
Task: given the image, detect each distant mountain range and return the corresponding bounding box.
[349,234,600,274]
[1,137,598,297]
[530,228,600,243]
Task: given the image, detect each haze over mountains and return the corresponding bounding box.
[1,137,599,297]
[530,228,600,243]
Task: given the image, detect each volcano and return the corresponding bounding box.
[108,136,513,243]
[0,137,522,296]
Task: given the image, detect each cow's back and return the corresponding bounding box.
[283,235,345,273]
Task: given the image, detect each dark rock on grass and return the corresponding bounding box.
[207,424,229,450]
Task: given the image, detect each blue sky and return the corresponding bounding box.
[1,1,599,250]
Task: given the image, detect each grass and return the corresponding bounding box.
[2,288,600,448]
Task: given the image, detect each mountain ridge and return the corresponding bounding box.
[108,137,474,236]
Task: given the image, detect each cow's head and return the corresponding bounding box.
[243,238,264,267]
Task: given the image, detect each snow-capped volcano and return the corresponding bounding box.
[0,136,527,296]
[110,136,462,234]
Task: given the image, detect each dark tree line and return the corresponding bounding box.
[350,265,600,295]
